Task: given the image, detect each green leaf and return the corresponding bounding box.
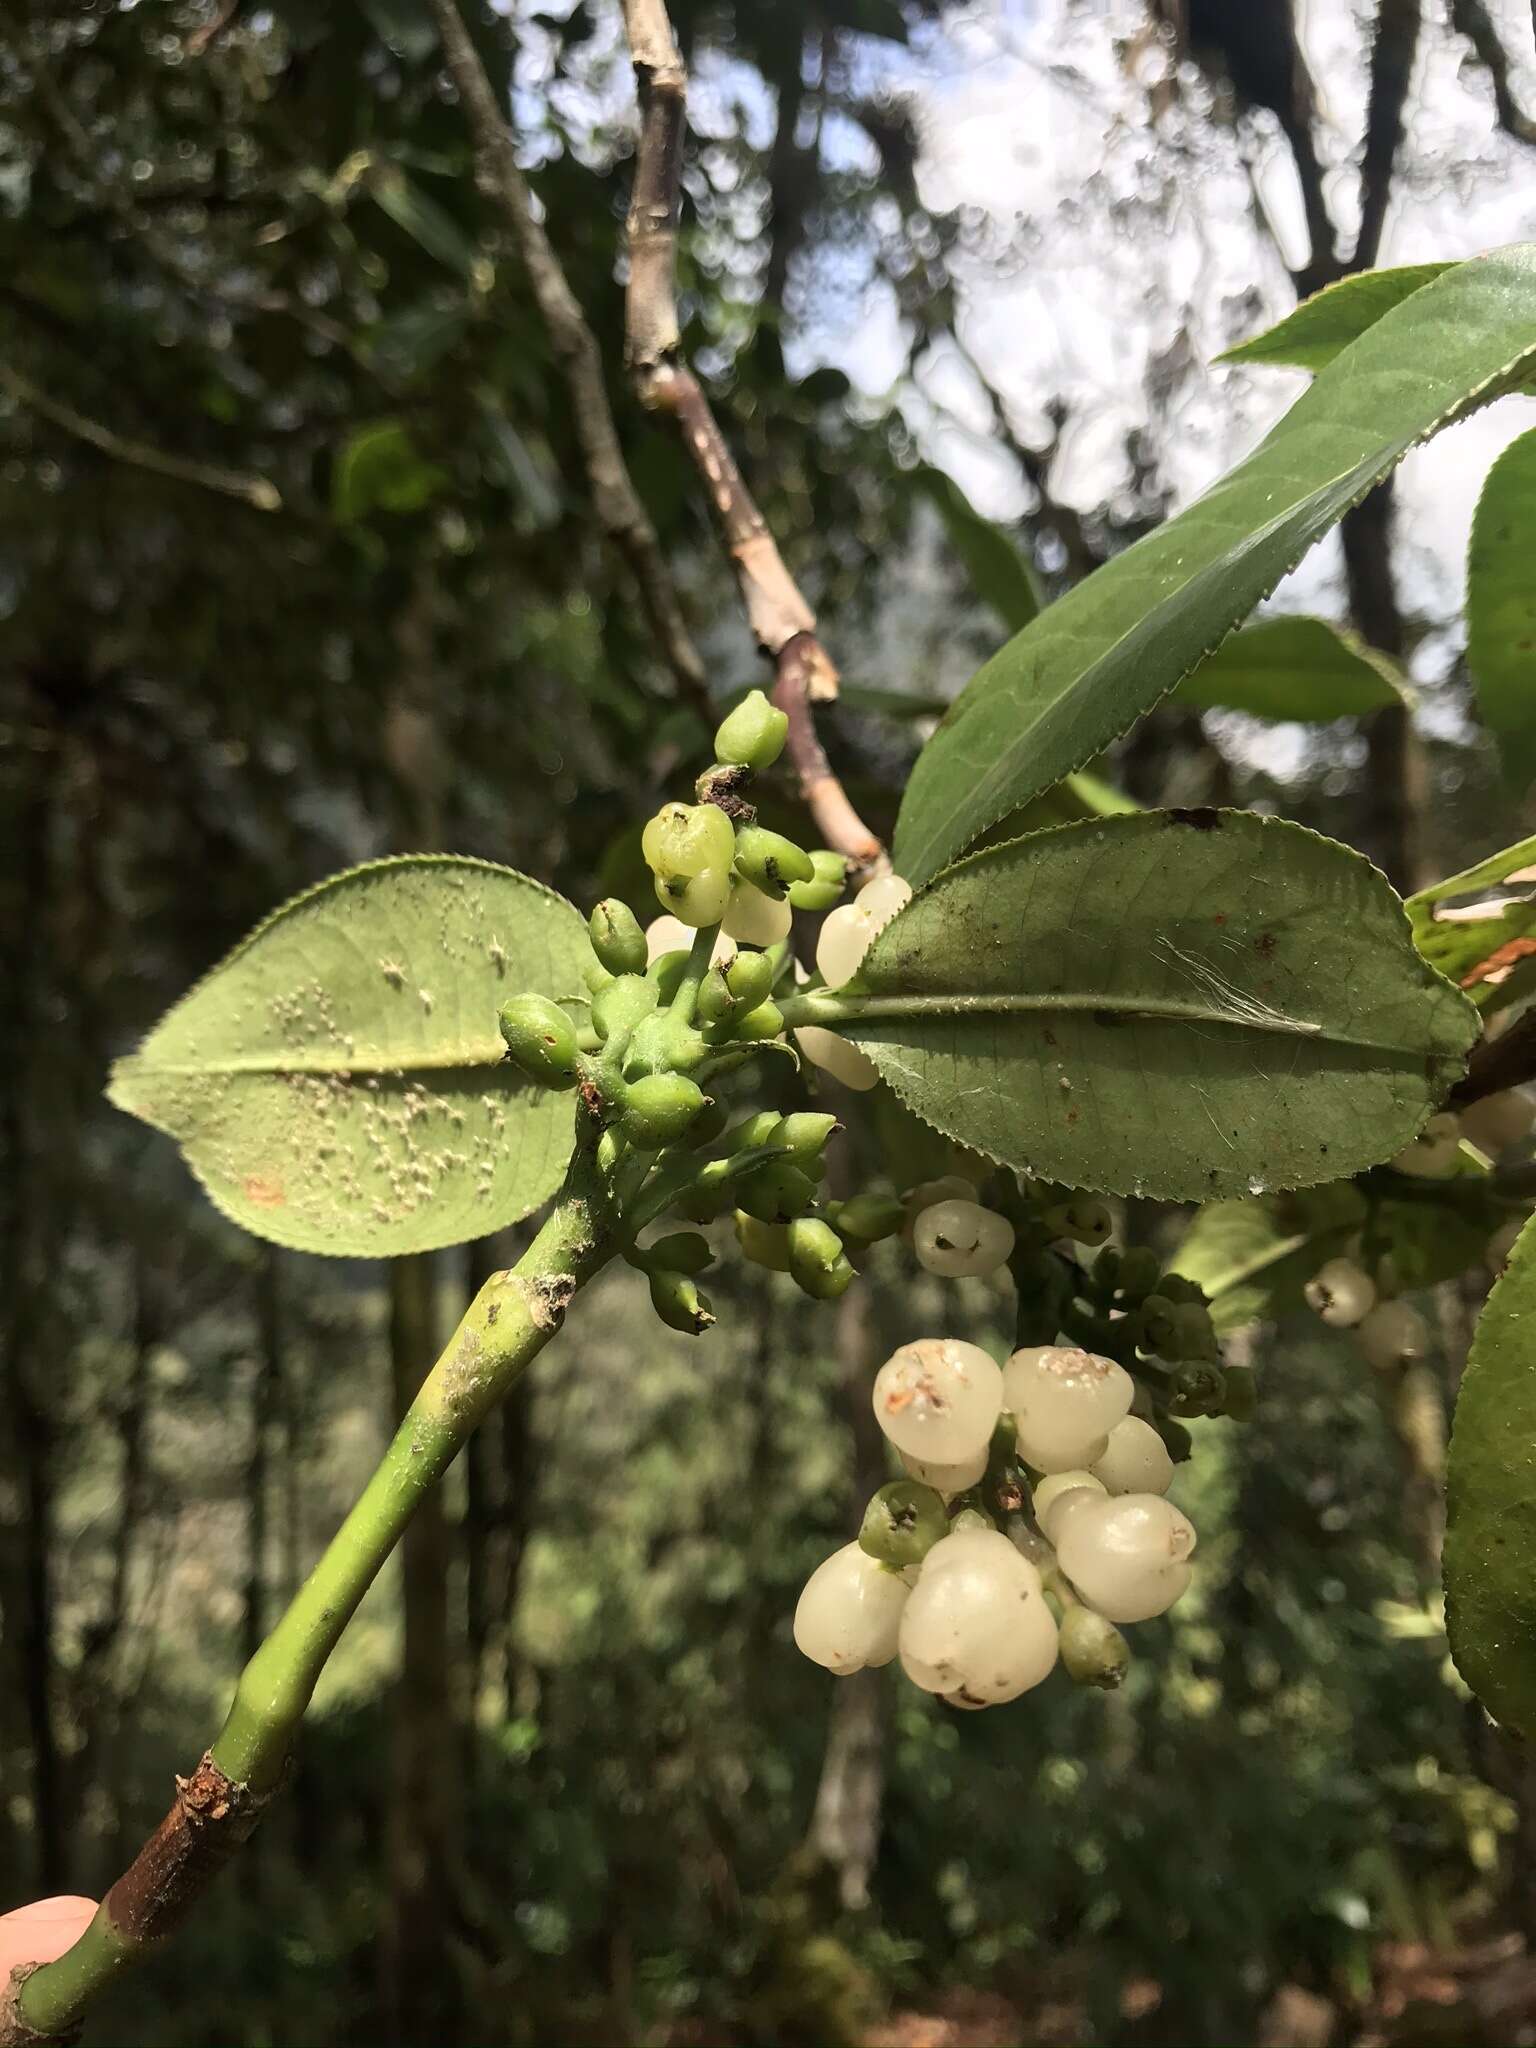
[1218,263,1453,372]
[332,419,448,523]
[1406,833,1536,1011]
[1374,1187,1506,1291]
[1446,1214,1536,1736]
[892,247,1536,888]
[807,812,1477,1202]
[1170,1185,1367,1332]
[1468,427,1536,790]
[915,466,1042,631]
[108,857,588,1257]
[1175,615,1403,722]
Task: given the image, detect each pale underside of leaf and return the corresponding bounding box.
[109,855,588,1257]
[1175,613,1404,723]
[814,812,1477,1202]
[893,246,1536,888]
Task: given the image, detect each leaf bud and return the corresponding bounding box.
[777,1112,839,1160]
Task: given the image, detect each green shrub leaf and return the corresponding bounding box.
[1446,1214,1536,1737]
[892,247,1536,888]
[109,856,588,1256]
[1407,833,1536,1011]
[1468,426,1536,790]
[1170,1186,1367,1332]
[801,812,1477,1201]
[1217,263,1453,372]
[1176,615,1403,722]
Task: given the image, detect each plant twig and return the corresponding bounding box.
[1449,1007,1536,1110]
[0,361,281,512]
[6,1142,618,2045]
[423,0,713,734]
[1451,0,1536,145]
[617,0,884,869]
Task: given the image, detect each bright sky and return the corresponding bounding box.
[808,0,1536,659]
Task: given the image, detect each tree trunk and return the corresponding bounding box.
[382,1253,464,2044]
[805,1282,891,1911]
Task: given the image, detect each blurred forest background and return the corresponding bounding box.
[7,0,1536,2042]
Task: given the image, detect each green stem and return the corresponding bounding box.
[11,1131,617,2046]
[669,921,717,1022]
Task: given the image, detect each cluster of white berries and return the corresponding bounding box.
[794,1336,1196,1708]
[1302,1090,1535,1366]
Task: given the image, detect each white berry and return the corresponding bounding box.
[1460,1091,1535,1155]
[898,1528,1059,1705]
[913,1199,1016,1278]
[793,1541,911,1674]
[1389,1111,1461,1178]
[853,872,912,930]
[1055,1494,1197,1624]
[1357,1299,1430,1371]
[873,1338,1004,1463]
[900,1444,990,1497]
[1303,1256,1377,1329]
[721,879,792,946]
[794,1025,880,1091]
[816,903,875,987]
[645,916,733,968]
[1089,1417,1174,1497]
[1004,1344,1134,1474]
[1031,1469,1107,1541]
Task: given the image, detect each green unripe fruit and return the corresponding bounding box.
[589,899,647,978]
[858,1480,948,1569]
[592,973,659,1044]
[724,948,776,1011]
[724,1111,787,1155]
[1059,1607,1130,1690]
[641,800,735,882]
[649,1267,715,1335]
[835,1193,905,1243]
[583,958,616,995]
[713,688,789,770]
[623,1012,707,1081]
[1117,1246,1162,1303]
[1136,1294,1181,1355]
[622,1073,707,1146]
[653,863,732,927]
[1168,1358,1224,1417]
[1222,1366,1258,1422]
[1157,1417,1194,1463]
[645,1231,714,1276]
[732,824,815,900]
[1155,1273,1205,1305]
[729,998,784,1042]
[1042,1195,1113,1246]
[799,1257,854,1300]
[735,1211,793,1271]
[686,1097,731,1147]
[777,1112,839,1159]
[1172,1302,1219,1362]
[787,850,847,912]
[497,995,579,1087]
[736,1159,819,1223]
[648,949,690,1001]
[787,1215,844,1276]
[697,967,735,1027]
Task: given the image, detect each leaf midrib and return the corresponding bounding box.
[798,986,1440,1057]
[116,1048,507,1080]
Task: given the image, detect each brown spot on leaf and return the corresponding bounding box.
[1255,932,1277,958]
[243,1175,286,1208]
